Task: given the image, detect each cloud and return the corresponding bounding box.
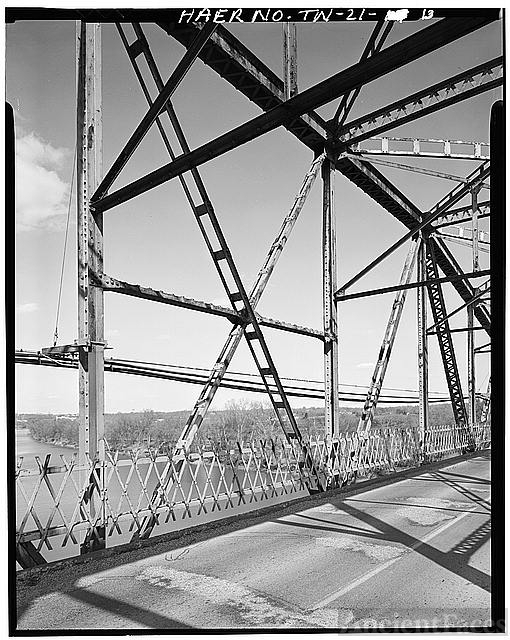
[15,131,71,231]
[356,362,375,369]
[17,302,39,314]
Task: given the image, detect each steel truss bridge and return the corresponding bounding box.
[14,13,500,569]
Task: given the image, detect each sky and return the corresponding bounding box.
[8,15,501,415]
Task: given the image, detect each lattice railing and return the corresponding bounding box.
[15,424,490,568]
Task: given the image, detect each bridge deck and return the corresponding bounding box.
[16,452,491,631]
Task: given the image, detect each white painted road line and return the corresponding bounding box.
[311,502,485,611]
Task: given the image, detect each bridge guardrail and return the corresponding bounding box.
[15,423,491,569]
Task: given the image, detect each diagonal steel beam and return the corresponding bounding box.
[158,19,493,336]
[357,240,419,436]
[93,23,217,200]
[335,160,490,294]
[335,57,502,148]
[159,18,495,326]
[431,236,491,334]
[426,280,490,333]
[92,18,495,212]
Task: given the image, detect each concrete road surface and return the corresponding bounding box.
[16,452,492,631]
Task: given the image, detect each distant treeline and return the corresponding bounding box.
[16,399,476,454]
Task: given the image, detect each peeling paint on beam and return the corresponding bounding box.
[96,273,324,339]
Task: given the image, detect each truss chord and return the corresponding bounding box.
[15,350,453,404]
[336,56,502,147]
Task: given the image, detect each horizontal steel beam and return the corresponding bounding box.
[352,136,490,161]
[96,273,324,339]
[336,270,490,302]
[336,57,502,147]
[438,234,490,254]
[92,18,495,212]
[14,350,452,404]
[427,326,485,335]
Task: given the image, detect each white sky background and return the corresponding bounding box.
[8,16,501,414]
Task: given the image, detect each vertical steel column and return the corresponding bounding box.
[283,22,298,100]
[467,305,476,426]
[467,184,481,428]
[322,156,339,439]
[417,235,429,454]
[471,184,481,272]
[77,22,105,552]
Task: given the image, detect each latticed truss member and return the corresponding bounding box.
[424,240,470,432]
[335,57,502,147]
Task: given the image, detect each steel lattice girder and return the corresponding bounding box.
[433,201,490,228]
[335,57,502,147]
[424,240,469,429]
[154,21,494,336]
[352,136,490,161]
[91,17,496,212]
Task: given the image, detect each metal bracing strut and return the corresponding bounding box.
[417,235,429,452]
[76,21,106,553]
[352,136,490,161]
[93,23,217,201]
[424,240,469,430]
[176,153,325,451]
[467,305,476,427]
[116,22,317,451]
[322,156,340,438]
[357,240,419,437]
[282,22,297,100]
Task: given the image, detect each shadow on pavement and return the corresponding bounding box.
[16,452,491,630]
